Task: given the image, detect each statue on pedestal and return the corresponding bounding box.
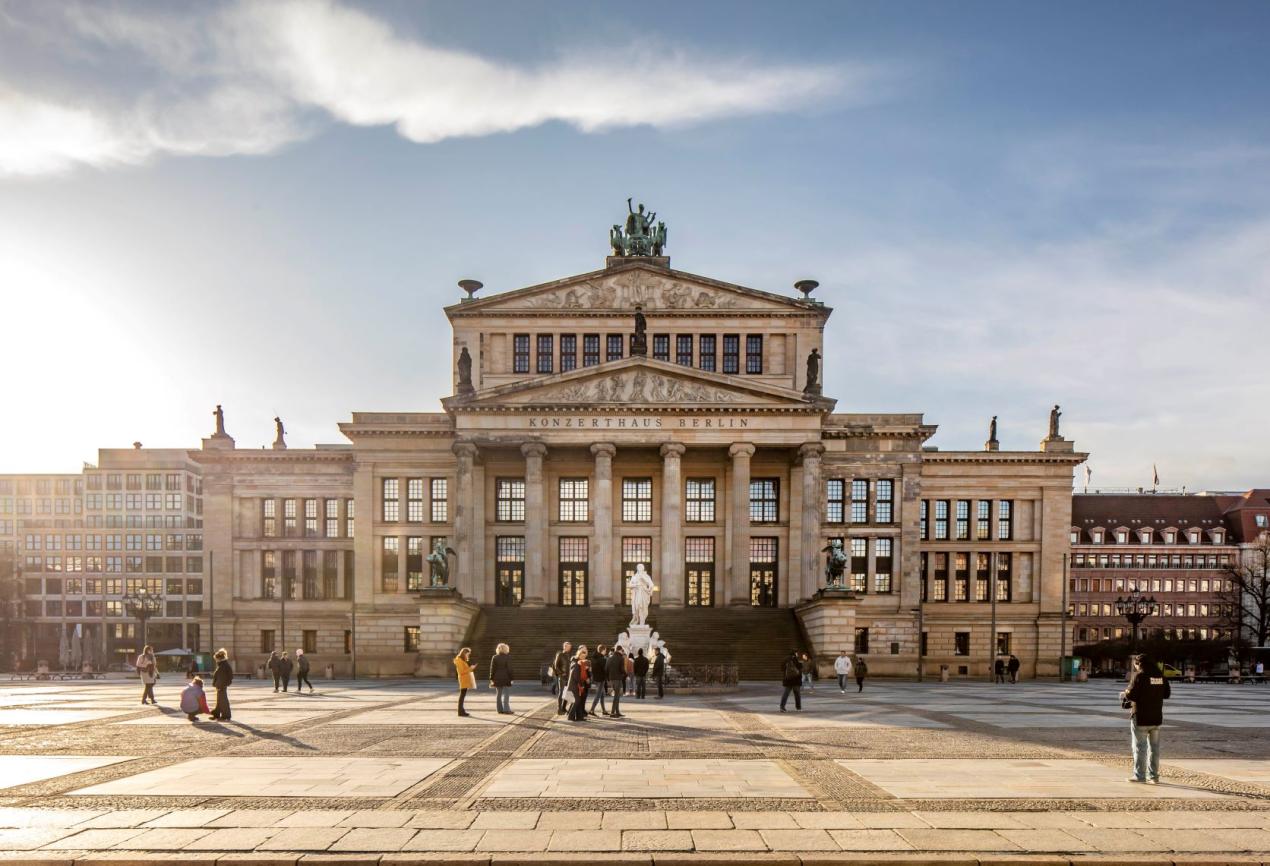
[631,305,648,356]
[804,348,821,395]
[985,415,999,451]
[212,404,228,438]
[609,199,667,258]
[457,346,474,396]
[427,540,458,588]
[822,539,847,589]
[627,563,655,627]
[1047,404,1062,440]
[272,416,287,450]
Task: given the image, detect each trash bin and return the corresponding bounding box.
[939,664,950,682]
[324,664,335,680]
[256,665,268,680]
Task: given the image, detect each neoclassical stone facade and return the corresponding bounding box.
[196,254,1086,678]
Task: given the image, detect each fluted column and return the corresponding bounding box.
[728,443,756,606]
[521,442,548,606]
[452,442,478,601]
[799,442,825,603]
[659,443,686,607]
[590,443,616,606]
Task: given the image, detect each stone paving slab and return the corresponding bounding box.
[0,757,135,791]
[68,757,451,798]
[1168,758,1270,785]
[114,711,335,727]
[838,758,1230,799]
[0,710,135,726]
[480,759,809,799]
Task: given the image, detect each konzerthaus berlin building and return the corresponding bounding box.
[194,231,1087,679]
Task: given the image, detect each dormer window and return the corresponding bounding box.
[1256,514,1269,529]
[1210,529,1224,544]
[1163,530,1176,544]
[1091,529,1105,544]
[1137,528,1152,544]
[1188,529,1201,544]
[1116,530,1128,544]
[1070,530,1080,544]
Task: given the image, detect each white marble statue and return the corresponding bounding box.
[627,563,655,627]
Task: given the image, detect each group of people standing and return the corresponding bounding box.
[993,654,1022,683]
[453,644,517,717]
[265,650,314,693]
[556,641,667,721]
[781,650,867,710]
[133,645,235,723]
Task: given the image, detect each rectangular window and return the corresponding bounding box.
[304,498,318,537]
[536,334,554,374]
[745,334,763,374]
[558,536,588,606]
[303,549,318,598]
[323,550,338,599]
[722,334,740,374]
[997,500,1013,540]
[262,499,276,536]
[513,334,530,373]
[621,537,653,605]
[607,334,624,362]
[345,499,355,537]
[699,335,716,371]
[382,479,399,522]
[975,552,990,601]
[583,334,600,367]
[826,479,845,524]
[954,632,970,656]
[325,499,339,538]
[404,626,420,652]
[407,537,424,591]
[622,478,653,522]
[260,630,276,653]
[749,478,779,523]
[954,552,970,601]
[495,536,525,606]
[851,480,869,524]
[933,552,948,601]
[875,480,894,524]
[920,500,928,540]
[750,537,778,607]
[558,478,589,522]
[854,627,870,655]
[850,538,867,593]
[976,500,991,540]
[934,500,949,540]
[280,498,295,536]
[381,537,399,592]
[676,334,693,366]
[874,538,893,593]
[282,550,297,599]
[685,478,715,523]
[955,500,970,540]
[652,334,670,362]
[560,334,577,372]
[407,479,424,522]
[996,552,1012,601]
[496,479,526,522]
[303,630,317,653]
[430,478,448,522]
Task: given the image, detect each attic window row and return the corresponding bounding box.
[1072,527,1226,545]
[512,333,763,376]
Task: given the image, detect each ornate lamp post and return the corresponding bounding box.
[122,590,163,650]
[1114,587,1159,658]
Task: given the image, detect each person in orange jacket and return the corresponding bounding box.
[454,647,476,717]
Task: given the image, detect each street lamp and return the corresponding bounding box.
[122,590,163,650]
[1114,587,1159,658]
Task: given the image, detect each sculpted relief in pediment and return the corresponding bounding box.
[509,370,741,405]
[519,271,742,311]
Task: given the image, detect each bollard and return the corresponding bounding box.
[325,664,335,680]
[939,664,950,683]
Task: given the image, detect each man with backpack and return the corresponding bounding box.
[1121,654,1171,784]
[779,651,803,712]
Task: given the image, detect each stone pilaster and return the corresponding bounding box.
[798,442,824,603]
[521,442,548,606]
[452,442,478,601]
[659,443,686,607]
[590,443,616,606]
[728,442,755,606]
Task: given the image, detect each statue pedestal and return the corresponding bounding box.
[413,593,479,677]
[614,623,671,664]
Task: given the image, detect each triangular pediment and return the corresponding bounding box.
[445,357,834,411]
[445,262,830,317]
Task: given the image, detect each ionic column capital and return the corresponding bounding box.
[520,442,548,460]
[659,442,686,459]
[452,441,479,461]
[590,442,617,459]
[728,442,756,460]
[797,442,825,464]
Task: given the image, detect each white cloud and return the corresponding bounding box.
[0,0,860,177]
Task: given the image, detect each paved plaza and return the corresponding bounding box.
[0,677,1269,863]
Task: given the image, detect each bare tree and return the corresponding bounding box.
[1221,532,1270,649]
[0,549,25,671]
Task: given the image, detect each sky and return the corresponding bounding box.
[1,0,1268,490]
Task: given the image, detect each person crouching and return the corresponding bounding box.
[181,676,210,722]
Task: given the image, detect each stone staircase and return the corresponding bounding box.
[464,605,808,681]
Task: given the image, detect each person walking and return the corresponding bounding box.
[490,642,514,714]
[278,652,293,692]
[553,641,573,714]
[633,649,649,699]
[994,657,1006,684]
[295,649,314,693]
[624,650,636,696]
[589,645,610,717]
[1007,654,1021,684]
[834,650,853,694]
[652,647,667,699]
[566,647,590,722]
[607,646,626,718]
[209,649,233,721]
[854,657,868,692]
[780,650,803,712]
[454,647,476,717]
[180,676,210,721]
[136,645,158,705]
[801,652,815,691]
[267,650,282,692]
[1121,654,1170,784]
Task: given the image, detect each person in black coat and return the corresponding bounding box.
[295,650,314,694]
[1121,654,1171,783]
[652,647,667,699]
[589,645,610,717]
[1007,654,1021,683]
[565,649,590,722]
[552,641,573,714]
[278,652,293,692]
[633,649,650,699]
[210,649,233,721]
[779,650,803,712]
[267,650,281,692]
[490,642,514,714]
[606,647,627,718]
[994,657,1006,684]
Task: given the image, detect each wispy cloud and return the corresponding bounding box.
[0,0,864,177]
